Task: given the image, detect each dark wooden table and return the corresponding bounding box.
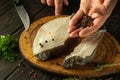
[0,0,120,80]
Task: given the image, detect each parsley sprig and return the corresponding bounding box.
[0,34,18,62]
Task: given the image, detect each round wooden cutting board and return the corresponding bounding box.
[19,15,120,78]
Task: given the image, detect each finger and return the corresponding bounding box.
[103,0,113,10]
[67,25,79,33]
[79,17,106,37]
[47,0,54,6]
[80,0,91,14]
[88,1,106,18]
[41,0,46,4]
[103,0,117,13]
[69,28,82,38]
[79,27,94,37]
[63,0,69,5]
[55,0,63,15]
[69,9,84,26]
[89,6,106,19]
[68,9,84,33]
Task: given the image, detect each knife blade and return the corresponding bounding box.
[16,5,30,31]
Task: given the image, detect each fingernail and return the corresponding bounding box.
[55,13,59,15]
[69,33,78,38]
[69,34,74,38]
[67,28,70,33]
[55,11,59,15]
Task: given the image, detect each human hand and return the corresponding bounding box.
[68,0,118,38]
[41,0,69,15]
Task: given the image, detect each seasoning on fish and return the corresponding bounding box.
[39,43,43,47]
[33,16,72,60]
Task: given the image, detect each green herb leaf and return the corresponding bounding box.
[0,34,18,62]
[14,0,20,4]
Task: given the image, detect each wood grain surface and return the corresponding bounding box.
[19,15,120,78]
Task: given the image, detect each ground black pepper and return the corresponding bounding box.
[78,15,94,28]
[45,40,48,43]
[39,43,43,47]
[52,39,54,41]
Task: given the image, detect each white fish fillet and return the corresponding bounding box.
[63,30,106,68]
[33,16,70,60]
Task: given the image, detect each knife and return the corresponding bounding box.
[16,5,30,31]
